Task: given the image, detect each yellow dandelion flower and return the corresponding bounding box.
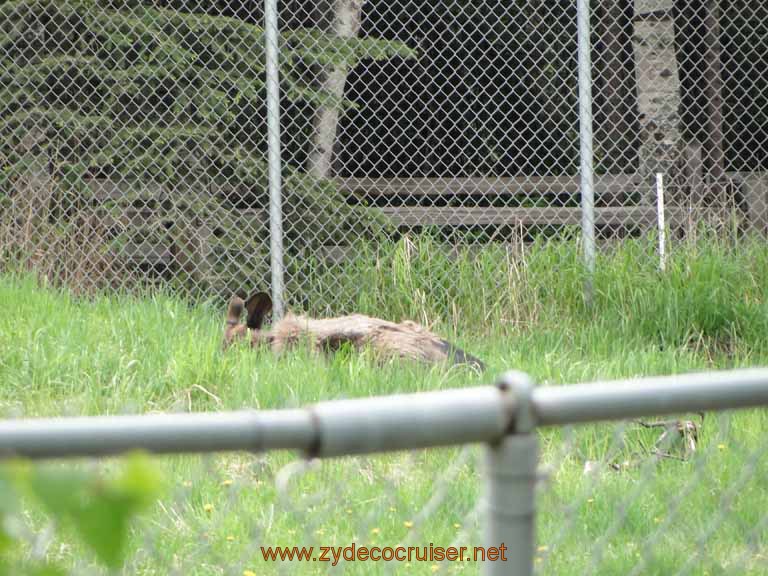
[243,571,256,576]
[403,520,414,528]
[587,498,595,504]
[221,479,233,487]
[718,444,726,451]
[453,523,461,529]
[346,508,353,514]
[371,527,381,535]
[226,535,235,542]
[535,557,543,564]
[203,503,214,514]
[537,545,548,552]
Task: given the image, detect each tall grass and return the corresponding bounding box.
[304,233,768,350]
[3,233,767,411]
[2,236,768,574]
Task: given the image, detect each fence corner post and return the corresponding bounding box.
[484,371,539,576]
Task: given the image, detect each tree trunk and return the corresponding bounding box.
[632,9,683,203]
[306,0,364,180]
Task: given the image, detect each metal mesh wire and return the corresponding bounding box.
[535,411,768,575]
[8,447,486,575]
[1,0,765,308]
[6,410,768,574]
[1,2,768,571]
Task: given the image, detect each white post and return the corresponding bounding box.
[656,173,666,271]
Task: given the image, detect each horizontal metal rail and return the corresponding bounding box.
[533,368,768,426]
[0,410,316,459]
[0,369,767,460]
[0,386,514,459]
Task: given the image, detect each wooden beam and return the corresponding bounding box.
[310,243,523,265]
[335,175,643,198]
[88,208,267,231]
[375,205,726,228]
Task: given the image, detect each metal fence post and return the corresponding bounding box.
[265,0,285,319]
[484,372,539,576]
[577,0,596,307]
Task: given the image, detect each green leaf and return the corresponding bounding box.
[26,467,90,520]
[70,492,134,568]
[20,563,69,576]
[0,469,20,517]
[22,454,163,569]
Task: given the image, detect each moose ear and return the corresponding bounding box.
[245,291,273,329]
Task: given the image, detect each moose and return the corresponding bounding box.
[223,292,485,371]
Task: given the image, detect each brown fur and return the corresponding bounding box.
[223,292,485,371]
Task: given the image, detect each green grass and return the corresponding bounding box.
[1,235,768,574]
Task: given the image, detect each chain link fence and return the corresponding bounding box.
[1,0,765,311]
[3,370,768,575]
[7,414,768,574]
[2,4,768,575]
